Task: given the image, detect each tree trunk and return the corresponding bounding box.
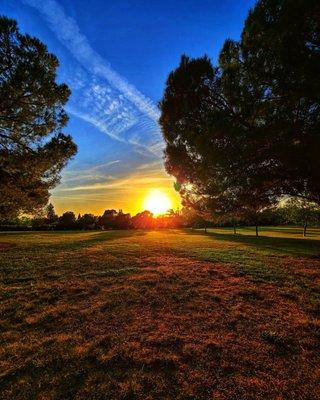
[204,226,207,233]
[233,224,236,235]
[303,223,307,237]
[255,225,259,238]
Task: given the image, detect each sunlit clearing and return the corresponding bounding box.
[143,189,172,215]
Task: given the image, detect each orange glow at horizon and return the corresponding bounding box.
[51,168,181,216]
[142,189,172,215]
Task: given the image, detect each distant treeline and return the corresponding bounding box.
[0,207,179,231]
[1,207,185,231]
[1,200,319,236]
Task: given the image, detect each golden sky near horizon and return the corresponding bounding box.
[51,166,181,216]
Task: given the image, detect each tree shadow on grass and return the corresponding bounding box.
[185,228,320,258]
[46,230,148,251]
[0,230,147,252]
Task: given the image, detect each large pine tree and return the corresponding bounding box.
[0,16,77,219]
[159,0,320,220]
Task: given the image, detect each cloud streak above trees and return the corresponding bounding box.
[22,0,163,157]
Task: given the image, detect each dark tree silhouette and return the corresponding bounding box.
[57,212,77,230]
[78,213,97,230]
[97,209,131,229]
[159,0,320,222]
[46,203,58,224]
[114,210,131,229]
[98,209,118,229]
[0,16,77,219]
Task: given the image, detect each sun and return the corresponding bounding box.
[143,189,172,215]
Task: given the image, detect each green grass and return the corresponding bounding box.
[0,227,320,399]
[195,226,320,257]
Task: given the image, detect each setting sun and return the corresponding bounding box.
[143,189,172,215]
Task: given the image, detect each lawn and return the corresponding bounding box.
[0,227,319,400]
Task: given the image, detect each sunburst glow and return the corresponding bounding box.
[143,189,172,215]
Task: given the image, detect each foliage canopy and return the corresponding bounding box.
[159,0,320,219]
[0,16,77,219]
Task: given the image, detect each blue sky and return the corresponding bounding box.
[1,0,255,215]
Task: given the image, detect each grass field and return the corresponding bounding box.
[0,227,319,400]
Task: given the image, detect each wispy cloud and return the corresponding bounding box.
[22,0,163,157]
[90,160,120,170]
[136,160,163,170]
[57,167,172,192]
[60,160,120,185]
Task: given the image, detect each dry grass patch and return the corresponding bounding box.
[0,229,319,399]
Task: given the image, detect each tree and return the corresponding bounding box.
[78,213,97,230]
[155,209,184,229]
[98,209,118,229]
[159,54,275,226]
[57,211,76,230]
[97,209,131,230]
[180,208,205,228]
[0,16,77,219]
[46,203,58,224]
[114,210,131,229]
[131,210,154,229]
[238,0,320,203]
[159,0,320,224]
[281,198,320,237]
